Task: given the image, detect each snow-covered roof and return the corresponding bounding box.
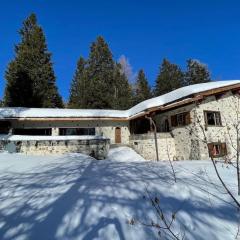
[127,80,240,117]
[0,134,108,141]
[0,80,240,120]
[0,108,128,119]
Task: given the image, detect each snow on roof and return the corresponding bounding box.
[0,80,240,120]
[0,108,128,119]
[127,80,240,117]
[0,134,108,141]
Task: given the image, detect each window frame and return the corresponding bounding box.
[171,111,191,128]
[204,111,222,127]
[59,127,96,136]
[208,142,227,158]
[13,128,52,136]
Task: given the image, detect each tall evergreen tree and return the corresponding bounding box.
[154,59,184,96]
[68,57,86,108]
[84,36,115,109]
[185,59,211,85]
[4,13,63,108]
[112,63,133,109]
[134,69,151,104]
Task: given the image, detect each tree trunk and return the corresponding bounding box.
[237,130,240,195]
[145,116,159,161]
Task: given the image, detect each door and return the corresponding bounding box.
[115,127,121,144]
[164,119,170,132]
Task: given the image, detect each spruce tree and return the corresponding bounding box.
[134,69,151,104]
[185,59,211,85]
[112,63,133,109]
[154,59,184,96]
[4,13,63,108]
[84,36,115,109]
[68,57,86,108]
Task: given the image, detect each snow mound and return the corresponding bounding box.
[107,146,145,162]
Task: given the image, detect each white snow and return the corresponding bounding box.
[0,134,107,141]
[107,146,145,162]
[127,80,240,117]
[0,147,239,240]
[0,80,240,119]
[0,108,128,119]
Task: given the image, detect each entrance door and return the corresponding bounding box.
[115,127,121,144]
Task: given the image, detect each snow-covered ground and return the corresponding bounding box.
[0,147,239,240]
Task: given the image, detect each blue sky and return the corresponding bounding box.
[1,0,240,101]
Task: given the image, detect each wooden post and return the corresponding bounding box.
[145,115,159,161]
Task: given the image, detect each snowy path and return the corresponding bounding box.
[0,148,239,240]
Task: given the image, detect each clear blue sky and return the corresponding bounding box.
[1,0,240,101]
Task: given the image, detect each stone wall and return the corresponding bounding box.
[1,138,110,159]
[130,133,176,160]
[152,91,240,160]
[153,104,198,160]
[193,92,240,161]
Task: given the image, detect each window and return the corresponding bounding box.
[13,128,52,136]
[59,128,95,136]
[208,142,227,158]
[204,111,222,126]
[0,121,11,134]
[171,112,191,127]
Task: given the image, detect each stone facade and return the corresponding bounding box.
[149,91,240,161]
[2,138,110,159]
[193,92,239,161]
[129,91,240,161]
[153,104,196,160]
[130,133,176,160]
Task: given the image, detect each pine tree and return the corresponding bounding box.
[112,63,133,109]
[134,69,151,104]
[185,59,211,85]
[68,57,86,108]
[154,59,184,96]
[4,13,63,108]
[84,36,115,109]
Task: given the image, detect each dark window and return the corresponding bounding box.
[171,112,191,127]
[208,142,227,158]
[0,121,11,134]
[204,111,222,126]
[13,128,52,135]
[130,118,151,134]
[59,128,95,136]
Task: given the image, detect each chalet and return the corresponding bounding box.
[0,80,240,160]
